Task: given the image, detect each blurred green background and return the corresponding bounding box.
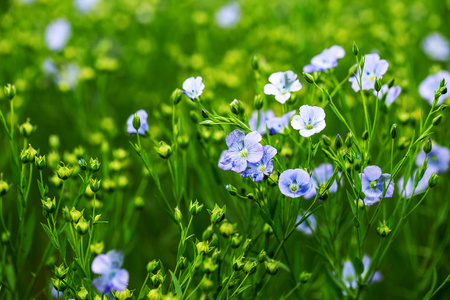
[0,0,449,299]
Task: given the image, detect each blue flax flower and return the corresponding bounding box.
[241,145,277,182]
[415,144,450,173]
[303,45,345,73]
[218,129,264,173]
[127,109,148,135]
[304,163,339,200]
[419,71,450,105]
[45,19,71,52]
[264,71,302,104]
[181,76,205,100]
[373,84,401,106]
[296,214,316,235]
[266,110,296,135]
[398,168,434,198]
[291,105,326,137]
[249,110,275,135]
[278,169,312,198]
[360,166,394,206]
[215,2,241,28]
[92,250,129,294]
[349,53,389,92]
[422,32,449,61]
[342,255,381,290]
[75,0,100,14]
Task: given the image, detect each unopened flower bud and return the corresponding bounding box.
[174,207,183,224]
[254,94,263,110]
[362,130,369,140]
[35,155,46,170]
[242,238,252,253]
[70,207,83,223]
[147,288,162,300]
[203,257,218,273]
[230,99,243,115]
[390,124,397,139]
[251,54,259,70]
[20,144,37,163]
[345,132,353,148]
[388,78,395,88]
[374,78,382,92]
[352,42,359,56]
[428,173,438,188]
[210,233,219,247]
[265,259,280,275]
[89,158,101,172]
[77,287,89,300]
[201,109,209,118]
[57,163,72,180]
[334,134,342,149]
[90,242,104,254]
[55,263,69,279]
[171,88,182,105]
[348,64,358,76]
[0,176,10,196]
[42,197,56,214]
[303,72,315,84]
[243,261,258,275]
[4,83,15,100]
[263,223,273,235]
[424,138,432,154]
[219,221,234,238]
[196,241,210,254]
[202,225,213,241]
[19,119,35,137]
[189,200,204,216]
[299,271,312,283]
[179,257,187,270]
[432,115,443,126]
[113,289,131,300]
[319,188,329,201]
[377,220,392,237]
[146,260,159,273]
[75,217,90,235]
[132,114,141,132]
[225,184,238,196]
[231,233,243,248]
[232,256,245,271]
[257,250,266,263]
[209,204,226,225]
[89,178,101,193]
[51,278,66,292]
[154,141,172,159]
[322,135,331,147]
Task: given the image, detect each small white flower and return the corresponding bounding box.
[181,76,205,100]
[291,105,326,137]
[45,19,71,52]
[264,71,302,104]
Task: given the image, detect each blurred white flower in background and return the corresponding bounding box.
[74,0,100,14]
[216,2,241,28]
[45,19,71,52]
[422,33,449,61]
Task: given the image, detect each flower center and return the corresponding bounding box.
[368,73,377,81]
[257,164,266,173]
[369,180,378,190]
[305,118,314,130]
[240,148,248,157]
[289,182,299,192]
[431,154,438,162]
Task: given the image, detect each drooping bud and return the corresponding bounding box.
[154,141,172,159]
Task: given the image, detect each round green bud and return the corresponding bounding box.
[265,259,280,275]
[171,88,182,105]
[132,114,141,131]
[4,83,16,100]
[75,218,90,235]
[376,221,392,237]
[89,158,101,172]
[35,155,46,170]
[424,138,432,154]
[219,221,234,238]
[154,141,172,159]
[55,263,69,279]
[77,287,89,300]
[251,54,259,70]
[432,115,443,126]
[174,207,183,224]
[243,261,258,275]
[257,250,267,263]
[0,177,10,196]
[146,260,159,273]
[202,225,213,241]
[254,94,263,110]
[230,99,243,115]
[428,173,438,188]
[231,233,243,248]
[299,271,312,283]
[42,197,56,214]
[19,119,35,137]
[57,163,72,180]
[232,256,245,271]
